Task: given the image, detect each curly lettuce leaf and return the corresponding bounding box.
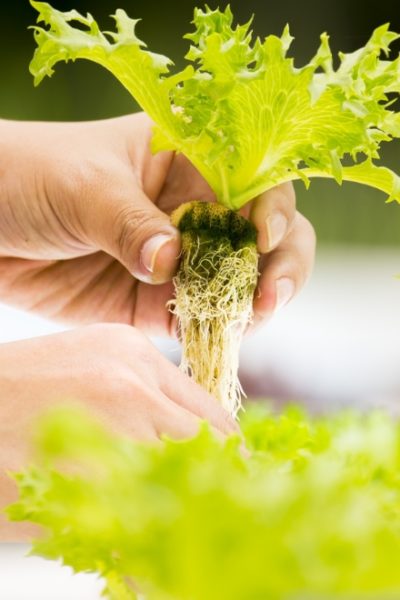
[7,406,400,600]
[29,1,189,150]
[30,2,400,209]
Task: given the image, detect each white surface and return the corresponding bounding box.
[239,246,400,411]
[0,303,67,343]
[0,544,103,599]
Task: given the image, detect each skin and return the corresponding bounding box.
[0,113,316,539]
[0,113,315,332]
[0,324,236,539]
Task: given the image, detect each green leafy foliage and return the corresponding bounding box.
[7,405,400,599]
[30,2,400,209]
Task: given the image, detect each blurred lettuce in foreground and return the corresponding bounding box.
[30,2,400,209]
[7,406,400,599]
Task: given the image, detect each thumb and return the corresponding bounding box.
[84,181,181,284]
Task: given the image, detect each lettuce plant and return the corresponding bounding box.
[7,406,400,599]
[29,2,400,414]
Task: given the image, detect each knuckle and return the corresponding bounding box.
[62,159,110,200]
[278,181,296,204]
[273,190,291,207]
[84,322,132,342]
[265,186,296,215]
[256,186,296,228]
[295,213,317,254]
[100,369,133,397]
[113,204,155,260]
[83,323,151,357]
[295,211,313,232]
[101,323,158,373]
[79,356,128,396]
[86,354,149,400]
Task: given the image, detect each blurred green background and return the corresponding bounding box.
[1,0,400,246]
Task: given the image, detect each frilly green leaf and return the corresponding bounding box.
[30,2,400,208]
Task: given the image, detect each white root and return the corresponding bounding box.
[170,237,258,418]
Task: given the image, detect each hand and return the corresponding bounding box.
[0,113,315,335]
[0,324,238,540]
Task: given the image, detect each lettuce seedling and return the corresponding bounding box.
[29,2,400,415]
[7,406,400,599]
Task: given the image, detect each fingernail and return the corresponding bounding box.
[140,233,175,275]
[275,277,295,311]
[266,212,288,251]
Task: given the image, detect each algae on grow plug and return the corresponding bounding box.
[29,2,400,414]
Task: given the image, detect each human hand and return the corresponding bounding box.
[0,324,237,449]
[0,324,238,539]
[0,113,315,334]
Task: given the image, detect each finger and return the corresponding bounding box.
[249,182,296,253]
[155,401,226,441]
[81,168,181,284]
[157,355,241,435]
[252,212,316,327]
[156,153,216,213]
